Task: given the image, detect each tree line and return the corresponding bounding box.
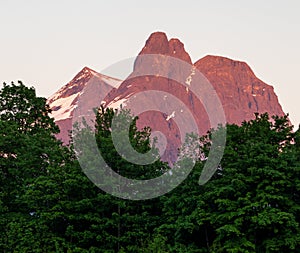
[0,82,299,252]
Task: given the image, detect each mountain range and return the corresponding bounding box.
[47,32,286,163]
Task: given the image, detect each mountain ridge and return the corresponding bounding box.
[47,32,287,162]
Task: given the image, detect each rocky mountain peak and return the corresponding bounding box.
[194,55,285,125]
[48,32,287,163]
[195,55,255,79]
[138,32,192,64]
[140,32,169,54]
[168,38,191,63]
[48,66,97,104]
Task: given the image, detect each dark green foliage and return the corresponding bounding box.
[1,81,299,252]
[0,81,59,134]
[148,113,300,252]
[195,113,300,252]
[94,106,164,180]
[0,82,69,251]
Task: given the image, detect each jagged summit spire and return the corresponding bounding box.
[138,31,192,64]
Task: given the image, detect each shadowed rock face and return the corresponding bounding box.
[48,32,287,163]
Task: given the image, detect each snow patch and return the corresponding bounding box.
[103,76,122,88]
[185,66,196,86]
[94,73,122,88]
[166,111,175,121]
[47,68,124,122]
[49,93,79,121]
[125,93,134,99]
[112,96,121,102]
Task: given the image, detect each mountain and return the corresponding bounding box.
[47,67,122,144]
[47,32,286,162]
[194,55,285,124]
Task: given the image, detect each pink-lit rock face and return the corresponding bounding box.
[47,66,122,144]
[48,32,287,163]
[137,32,192,64]
[195,55,286,124]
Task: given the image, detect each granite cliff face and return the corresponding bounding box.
[48,32,286,162]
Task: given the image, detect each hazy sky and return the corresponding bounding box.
[1,0,299,126]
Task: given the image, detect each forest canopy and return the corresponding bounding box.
[0,82,299,252]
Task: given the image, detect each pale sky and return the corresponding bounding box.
[1,0,299,127]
